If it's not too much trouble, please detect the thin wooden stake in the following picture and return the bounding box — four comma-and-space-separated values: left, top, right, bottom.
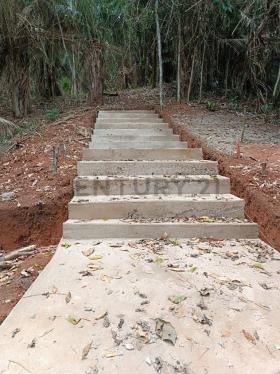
52, 145, 59, 174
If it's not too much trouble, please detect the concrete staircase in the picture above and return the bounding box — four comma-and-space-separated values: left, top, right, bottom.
63, 110, 259, 239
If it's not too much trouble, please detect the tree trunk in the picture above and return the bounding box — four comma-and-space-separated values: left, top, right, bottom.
11, 69, 30, 118
199, 42, 206, 101
89, 45, 103, 105
273, 63, 280, 104
152, 41, 157, 88
187, 50, 196, 102
71, 51, 78, 96
224, 51, 230, 98
155, 0, 163, 109
39, 61, 61, 99
177, 19, 181, 103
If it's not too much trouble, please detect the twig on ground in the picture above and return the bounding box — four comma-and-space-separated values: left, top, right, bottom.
0, 245, 36, 264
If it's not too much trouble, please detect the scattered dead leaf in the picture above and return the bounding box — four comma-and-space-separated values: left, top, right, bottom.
169, 268, 186, 273
67, 315, 81, 325
65, 292, 72, 304
95, 311, 108, 321
88, 255, 103, 261
155, 318, 177, 345
168, 294, 187, 305
82, 342, 92, 360
82, 248, 94, 257
242, 329, 257, 345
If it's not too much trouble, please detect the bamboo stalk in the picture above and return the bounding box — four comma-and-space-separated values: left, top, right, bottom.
155, 0, 163, 110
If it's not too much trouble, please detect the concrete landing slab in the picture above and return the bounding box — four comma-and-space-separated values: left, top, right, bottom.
0, 239, 279, 373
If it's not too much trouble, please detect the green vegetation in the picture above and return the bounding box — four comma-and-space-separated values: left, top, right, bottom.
0, 0, 279, 119
45, 108, 60, 122
0, 120, 38, 144
206, 101, 218, 112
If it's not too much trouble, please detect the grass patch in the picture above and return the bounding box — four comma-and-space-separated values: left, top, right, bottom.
45, 107, 60, 121
0, 120, 39, 144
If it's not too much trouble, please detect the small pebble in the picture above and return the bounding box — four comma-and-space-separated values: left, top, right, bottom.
146, 357, 152, 366
125, 343, 134, 351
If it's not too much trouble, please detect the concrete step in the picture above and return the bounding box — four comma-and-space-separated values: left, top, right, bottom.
63, 219, 259, 239
82, 148, 203, 161
99, 110, 155, 114
98, 110, 156, 113
98, 111, 158, 116
75, 175, 230, 196
98, 114, 160, 119
91, 135, 179, 142
69, 194, 244, 220
89, 141, 187, 149
98, 109, 157, 116
95, 122, 169, 129
96, 118, 164, 124
77, 160, 218, 176
93, 128, 174, 136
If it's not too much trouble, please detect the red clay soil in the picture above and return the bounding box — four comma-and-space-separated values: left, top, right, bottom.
0, 246, 55, 324
0, 110, 94, 252
161, 104, 280, 251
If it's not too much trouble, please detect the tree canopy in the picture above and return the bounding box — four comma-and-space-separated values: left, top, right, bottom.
0, 0, 279, 117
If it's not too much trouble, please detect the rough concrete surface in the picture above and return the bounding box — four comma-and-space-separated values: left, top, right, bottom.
0, 239, 280, 374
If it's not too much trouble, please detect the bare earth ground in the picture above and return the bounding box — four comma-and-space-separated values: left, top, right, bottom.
0, 239, 280, 373
1, 88, 280, 325
0, 246, 55, 324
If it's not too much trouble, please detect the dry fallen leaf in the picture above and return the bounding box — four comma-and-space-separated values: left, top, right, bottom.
155, 318, 177, 345
82, 248, 94, 257
160, 232, 169, 240
101, 274, 111, 283
154, 257, 164, 265
242, 329, 256, 345
169, 268, 186, 273
197, 216, 216, 223
168, 294, 187, 305
11, 328, 20, 338
82, 342, 92, 360
65, 292, 72, 304
87, 263, 103, 272
27, 338, 36, 348
88, 255, 103, 261
103, 351, 123, 358
67, 315, 81, 325
52, 286, 58, 294
95, 311, 108, 321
